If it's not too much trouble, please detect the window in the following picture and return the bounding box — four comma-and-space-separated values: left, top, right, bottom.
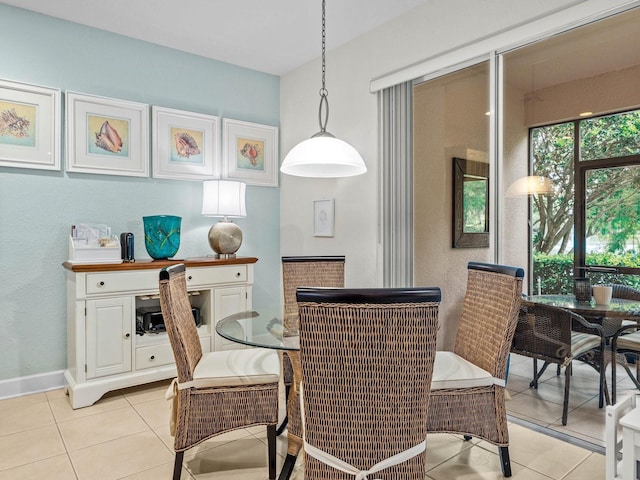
531, 110, 640, 292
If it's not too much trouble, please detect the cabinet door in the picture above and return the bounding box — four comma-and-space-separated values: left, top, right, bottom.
86, 297, 133, 379
214, 286, 248, 351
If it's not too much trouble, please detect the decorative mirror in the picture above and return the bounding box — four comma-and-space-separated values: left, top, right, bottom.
453, 157, 489, 248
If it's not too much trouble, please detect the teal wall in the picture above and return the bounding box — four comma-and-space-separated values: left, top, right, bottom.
0, 4, 281, 381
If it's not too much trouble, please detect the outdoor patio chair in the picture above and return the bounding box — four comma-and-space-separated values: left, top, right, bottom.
511, 301, 606, 425
610, 285, 640, 402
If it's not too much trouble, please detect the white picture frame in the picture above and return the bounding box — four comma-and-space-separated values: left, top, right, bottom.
223, 118, 278, 187
66, 91, 149, 177
313, 199, 335, 237
0, 79, 61, 171
152, 106, 220, 180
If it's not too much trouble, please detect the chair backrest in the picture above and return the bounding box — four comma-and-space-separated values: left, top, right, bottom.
296, 286, 441, 478
159, 264, 202, 382
610, 284, 640, 300
511, 302, 573, 364
453, 261, 524, 378
281, 256, 345, 332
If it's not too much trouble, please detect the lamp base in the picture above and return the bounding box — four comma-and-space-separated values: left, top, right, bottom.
214, 253, 237, 259
208, 220, 243, 257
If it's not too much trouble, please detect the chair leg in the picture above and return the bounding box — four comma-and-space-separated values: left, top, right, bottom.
619, 354, 640, 389
612, 349, 618, 404
267, 424, 276, 480
562, 362, 571, 426
530, 360, 551, 389
599, 350, 606, 408
276, 384, 292, 436
499, 446, 512, 477
276, 416, 288, 436
173, 451, 184, 480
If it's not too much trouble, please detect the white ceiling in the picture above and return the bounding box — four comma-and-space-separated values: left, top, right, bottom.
1, 0, 431, 76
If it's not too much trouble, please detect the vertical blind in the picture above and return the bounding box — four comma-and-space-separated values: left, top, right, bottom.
380, 81, 413, 287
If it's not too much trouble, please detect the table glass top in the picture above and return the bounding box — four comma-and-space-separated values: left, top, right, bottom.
524, 294, 640, 318
216, 306, 299, 351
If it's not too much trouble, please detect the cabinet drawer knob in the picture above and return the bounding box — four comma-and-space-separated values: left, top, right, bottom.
236, 272, 241, 277
125, 333, 130, 338
150, 355, 155, 360
188, 275, 193, 281
99, 281, 105, 286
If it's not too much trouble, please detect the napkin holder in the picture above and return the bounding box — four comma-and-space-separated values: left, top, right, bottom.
68, 236, 122, 265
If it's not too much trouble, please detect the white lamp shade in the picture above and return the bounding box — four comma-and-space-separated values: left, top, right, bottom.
280, 136, 367, 178
505, 175, 553, 196
202, 180, 247, 217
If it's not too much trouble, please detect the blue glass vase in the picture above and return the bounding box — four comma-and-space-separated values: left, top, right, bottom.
143, 215, 181, 259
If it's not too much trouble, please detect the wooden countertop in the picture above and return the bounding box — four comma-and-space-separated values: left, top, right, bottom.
62, 256, 258, 272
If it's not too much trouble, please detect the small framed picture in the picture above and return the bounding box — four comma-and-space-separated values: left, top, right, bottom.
223, 118, 278, 187
152, 106, 220, 180
0, 79, 61, 171
313, 199, 335, 237
66, 91, 149, 177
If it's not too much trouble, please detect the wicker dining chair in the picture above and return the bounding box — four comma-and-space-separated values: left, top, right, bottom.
282, 256, 345, 332
280, 256, 345, 435
511, 302, 605, 425
297, 286, 441, 479
428, 261, 524, 478
159, 264, 280, 480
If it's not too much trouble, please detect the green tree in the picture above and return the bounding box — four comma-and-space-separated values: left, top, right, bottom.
531, 111, 640, 256
531, 122, 574, 254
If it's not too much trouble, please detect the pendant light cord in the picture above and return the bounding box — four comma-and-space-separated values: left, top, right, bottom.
317, 0, 330, 135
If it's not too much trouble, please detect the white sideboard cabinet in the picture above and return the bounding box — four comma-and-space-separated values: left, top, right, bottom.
63, 257, 257, 408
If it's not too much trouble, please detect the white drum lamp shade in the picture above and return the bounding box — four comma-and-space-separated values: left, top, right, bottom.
279, 0, 366, 179
281, 135, 366, 178
202, 180, 246, 258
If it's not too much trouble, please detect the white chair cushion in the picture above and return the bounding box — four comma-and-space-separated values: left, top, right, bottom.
191, 348, 280, 388
616, 331, 640, 351
431, 351, 495, 390
570, 331, 602, 359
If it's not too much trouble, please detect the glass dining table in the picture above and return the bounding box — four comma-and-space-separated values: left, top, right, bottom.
522, 294, 640, 402
216, 307, 301, 480
522, 294, 640, 323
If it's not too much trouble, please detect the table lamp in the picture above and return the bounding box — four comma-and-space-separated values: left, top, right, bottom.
202, 180, 246, 258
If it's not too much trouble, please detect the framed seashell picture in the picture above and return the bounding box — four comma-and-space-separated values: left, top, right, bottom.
222, 118, 278, 187
0, 78, 61, 171
151, 106, 220, 180
66, 91, 149, 177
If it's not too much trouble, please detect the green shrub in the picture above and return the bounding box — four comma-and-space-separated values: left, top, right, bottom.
532, 252, 640, 294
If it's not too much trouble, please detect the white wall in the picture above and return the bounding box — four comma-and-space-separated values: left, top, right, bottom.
279, 1, 577, 282
279, 0, 638, 346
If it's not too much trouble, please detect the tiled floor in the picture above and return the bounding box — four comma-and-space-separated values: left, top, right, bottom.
506, 352, 640, 450
0, 372, 609, 480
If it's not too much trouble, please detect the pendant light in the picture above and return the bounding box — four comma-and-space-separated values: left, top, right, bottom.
505, 175, 553, 196
280, 0, 367, 178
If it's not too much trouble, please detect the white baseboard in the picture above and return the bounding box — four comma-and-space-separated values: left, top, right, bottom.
0, 370, 66, 400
